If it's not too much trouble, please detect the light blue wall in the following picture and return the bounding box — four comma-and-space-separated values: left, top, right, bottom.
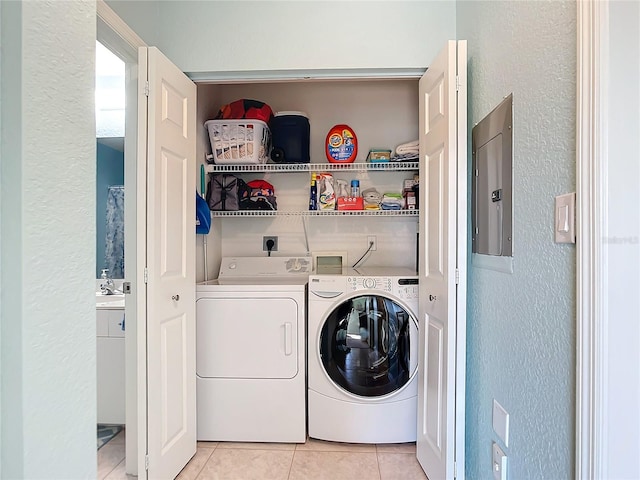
110, 1, 455, 74
0, 1, 96, 477
96, 142, 124, 278
457, 1, 576, 479
106, 0, 160, 47
0, 0, 3, 461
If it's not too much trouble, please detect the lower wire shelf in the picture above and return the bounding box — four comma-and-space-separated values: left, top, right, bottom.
209, 209, 419, 217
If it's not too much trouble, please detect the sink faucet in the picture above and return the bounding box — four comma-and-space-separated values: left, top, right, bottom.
100, 269, 115, 295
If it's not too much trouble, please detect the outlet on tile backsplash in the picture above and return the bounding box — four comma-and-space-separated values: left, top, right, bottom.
218, 217, 417, 270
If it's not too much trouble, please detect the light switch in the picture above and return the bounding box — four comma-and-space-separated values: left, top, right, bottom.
555, 192, 576, 243
492, 399, 510, 446
492, 442, 508, 480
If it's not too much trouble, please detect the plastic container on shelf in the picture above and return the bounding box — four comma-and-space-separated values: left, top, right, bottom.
309, 173, 318, 210
205, 119, 271, 165
350, 180, 360, 197
270, 112, 310, 164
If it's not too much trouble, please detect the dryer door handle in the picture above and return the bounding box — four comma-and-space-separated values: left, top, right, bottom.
284, 323, 292, 356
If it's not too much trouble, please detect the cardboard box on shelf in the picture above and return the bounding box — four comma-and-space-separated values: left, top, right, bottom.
337, 196, 364, 210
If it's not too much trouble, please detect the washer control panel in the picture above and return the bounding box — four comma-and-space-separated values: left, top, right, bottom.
346, 276, 419, 301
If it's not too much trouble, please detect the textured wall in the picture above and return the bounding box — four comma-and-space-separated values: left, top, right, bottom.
457, 2, 577, 479
1, 1, 97, 477
152, 1, 455, 73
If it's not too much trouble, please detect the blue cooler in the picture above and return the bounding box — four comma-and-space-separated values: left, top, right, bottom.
270, 111, 310, 163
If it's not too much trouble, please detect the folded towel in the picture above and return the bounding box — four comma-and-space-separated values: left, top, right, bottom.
381, 193, 404, 210
380, 202, 402, 210
382, 192, 403, 201
390, 152, 419, 162
395, 140, 419, 155
362, 188, 382, 206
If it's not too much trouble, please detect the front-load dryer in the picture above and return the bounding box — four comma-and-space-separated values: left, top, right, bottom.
307, 267, 419, 444
196, 256, 310, 443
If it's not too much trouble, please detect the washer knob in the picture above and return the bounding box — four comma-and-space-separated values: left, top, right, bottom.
364, 278, 376, 289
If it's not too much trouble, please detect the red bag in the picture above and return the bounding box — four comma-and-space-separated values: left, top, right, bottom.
215, 99, 274, 124
239, 179, 277, 211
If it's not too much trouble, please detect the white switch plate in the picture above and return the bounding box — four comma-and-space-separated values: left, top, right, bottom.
555, 192, 576, 243
492, 442, 508, 480
493, 399, 510, 447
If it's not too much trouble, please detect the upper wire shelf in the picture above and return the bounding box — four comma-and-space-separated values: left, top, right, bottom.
204, 161, 419, 174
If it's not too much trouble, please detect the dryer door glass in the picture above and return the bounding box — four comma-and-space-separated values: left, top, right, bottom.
320, 294, 416, 397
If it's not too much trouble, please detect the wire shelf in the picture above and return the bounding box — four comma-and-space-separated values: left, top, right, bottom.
204, 161, 419, 174
209, 209, 419, 217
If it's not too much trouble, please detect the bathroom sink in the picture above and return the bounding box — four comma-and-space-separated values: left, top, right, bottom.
96, 292, 125, 308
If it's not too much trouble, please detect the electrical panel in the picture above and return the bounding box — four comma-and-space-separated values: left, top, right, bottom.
472, 94, 513, 256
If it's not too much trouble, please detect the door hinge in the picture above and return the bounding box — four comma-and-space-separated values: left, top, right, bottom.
144, 267, 148, 284
455, 268, 460, 285
145, 454, 149, 470
144, 81, 150, 97
456, 75, 460, 92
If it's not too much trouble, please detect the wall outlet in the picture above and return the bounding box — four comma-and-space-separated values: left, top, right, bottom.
263, 236, 278, 252
367, 235, 377, 251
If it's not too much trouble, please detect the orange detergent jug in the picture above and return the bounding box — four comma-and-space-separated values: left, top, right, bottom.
325, 124, 358, 164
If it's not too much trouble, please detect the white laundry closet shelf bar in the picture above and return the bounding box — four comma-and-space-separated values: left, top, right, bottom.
204, 162, 419, 173
209, 209, 419, 217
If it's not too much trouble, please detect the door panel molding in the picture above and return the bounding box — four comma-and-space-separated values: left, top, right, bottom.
576, 1, 609, 478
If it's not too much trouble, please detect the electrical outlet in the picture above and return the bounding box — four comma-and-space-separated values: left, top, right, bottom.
367, 236, 377, 251
263, 236, 278, 252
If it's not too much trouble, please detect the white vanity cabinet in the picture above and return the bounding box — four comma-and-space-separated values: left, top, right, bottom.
97, 307, 125, 424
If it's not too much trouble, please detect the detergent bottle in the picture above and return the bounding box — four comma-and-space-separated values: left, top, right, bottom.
309, 173, 318, 210
325, 124, 358, 164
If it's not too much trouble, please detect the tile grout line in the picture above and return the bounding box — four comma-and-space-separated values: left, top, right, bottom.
286, 447, 296, 480
101, 458, 123, 480
192, 445, 216, 480
375, 445, 383, 480
98, 444, 126, 480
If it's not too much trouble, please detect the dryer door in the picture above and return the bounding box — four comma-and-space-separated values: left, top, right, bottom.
319, 294, 418, 397
197, 296, 299, 379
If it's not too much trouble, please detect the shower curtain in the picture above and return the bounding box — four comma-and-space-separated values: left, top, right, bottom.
104, 185, 124, 278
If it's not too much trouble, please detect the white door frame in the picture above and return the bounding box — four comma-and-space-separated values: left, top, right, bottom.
575, 0, 608, 478
96, 1, 146, 475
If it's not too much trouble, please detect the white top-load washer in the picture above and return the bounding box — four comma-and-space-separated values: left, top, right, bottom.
196, 256, 310, 443
308, 267, 419, 444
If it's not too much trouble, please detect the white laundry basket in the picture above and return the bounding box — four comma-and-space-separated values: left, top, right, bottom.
205, 119, 271, 165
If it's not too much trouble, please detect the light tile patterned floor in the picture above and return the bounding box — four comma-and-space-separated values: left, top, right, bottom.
98, 432, 428, 480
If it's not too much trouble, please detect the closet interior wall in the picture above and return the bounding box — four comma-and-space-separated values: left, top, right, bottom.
195, 79, 421, 281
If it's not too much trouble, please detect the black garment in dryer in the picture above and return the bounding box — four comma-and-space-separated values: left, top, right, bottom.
319, 294, 412, 398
